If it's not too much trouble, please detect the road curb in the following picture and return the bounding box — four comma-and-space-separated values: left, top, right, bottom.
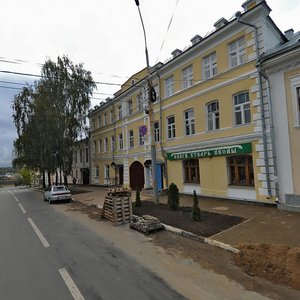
162, 222, 240, 254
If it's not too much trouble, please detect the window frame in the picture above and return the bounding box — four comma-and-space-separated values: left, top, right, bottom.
233, 91, 251, 126
207, 101, 220, 131
154, 121, 160, 142
165, 75, 174, 98
129, 130, 134, 148
127, 99, 133, 116
228, 155, 254, 186
119, 133, 123, 150
203, 52, 217, 79
118, 105, 122, 120
167, 115, 176, 140
104, 164, 110, 179
183, 159, 200, 183
229, 36, 246, 68
182, 65, 193, 89
184, 109, 195, 136
104, 137, 108, 152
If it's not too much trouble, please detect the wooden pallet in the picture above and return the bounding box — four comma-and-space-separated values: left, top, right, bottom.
103, 190, 132, 225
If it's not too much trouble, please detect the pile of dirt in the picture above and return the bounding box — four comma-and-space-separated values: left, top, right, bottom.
233, 244, 300, 290
133, 200, 244, 237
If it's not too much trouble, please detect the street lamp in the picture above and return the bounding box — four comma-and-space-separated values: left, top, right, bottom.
134, 0, 159, 203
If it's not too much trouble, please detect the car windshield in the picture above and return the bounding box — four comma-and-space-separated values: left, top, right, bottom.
53, 186, 67, 192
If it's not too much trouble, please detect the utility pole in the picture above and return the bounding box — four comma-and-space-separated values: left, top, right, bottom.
134, 0, 159, 203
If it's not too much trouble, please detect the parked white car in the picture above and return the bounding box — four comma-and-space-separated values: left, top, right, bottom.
44, 185, 72, 204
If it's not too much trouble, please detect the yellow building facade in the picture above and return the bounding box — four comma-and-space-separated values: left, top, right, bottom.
89, 0, 288, 203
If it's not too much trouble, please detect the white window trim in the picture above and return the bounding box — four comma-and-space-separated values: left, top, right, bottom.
184, 109, 195, 136
233, 91, 251, 126
182, 65, 193, 89
228, 36, 246, 68
203, 52, 217, 79
165, 76, 174, 98
207, 101, 220, 131
167, 115, 176, 140
290, 75, 300, 127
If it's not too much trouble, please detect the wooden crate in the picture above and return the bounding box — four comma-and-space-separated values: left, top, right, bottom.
103, 190, 132, 225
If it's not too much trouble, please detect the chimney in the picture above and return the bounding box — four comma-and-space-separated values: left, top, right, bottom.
190, 34, 202, 45
284, 29, 294, 40
171, 49, 182, 58
242, 0, 262, 11
214, 17, 228, 30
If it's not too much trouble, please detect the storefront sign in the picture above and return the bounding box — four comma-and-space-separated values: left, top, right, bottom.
167, 143, 252, 160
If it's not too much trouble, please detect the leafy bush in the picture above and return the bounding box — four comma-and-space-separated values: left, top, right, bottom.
192, 190, 202, 221
167, 183, 180, 210
135, 188, 142, 207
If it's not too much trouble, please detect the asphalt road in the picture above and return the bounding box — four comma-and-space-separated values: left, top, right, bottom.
0, 187, 184, 300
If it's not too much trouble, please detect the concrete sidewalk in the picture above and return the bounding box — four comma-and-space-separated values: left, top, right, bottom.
71, 185, 300, 248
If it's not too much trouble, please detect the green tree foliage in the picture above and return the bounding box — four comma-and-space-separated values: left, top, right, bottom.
12, 56, 96, 187
19, 167, 33, 186
135, 188, 142, 207
192, 190, 202, 221
167, 182, 180, 210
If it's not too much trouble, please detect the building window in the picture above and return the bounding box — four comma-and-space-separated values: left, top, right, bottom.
93, 141, 96, 154
80, 149, 83, 163
85, 148, 89, 163
229, 37, 246, 68
137, 93, 144, 112
203, 52, 217, 79
184, 159, 200, 183
74, 151, 78, 164
297, 87, 300, 125
95, 165, 99, 178
110, 111, 114, 123
153, 84, 159, 102
118, 105, 122, 120
167, 115, 176, 139
119, 133, 123, 150
139, 128, 145, 146
104, 137, 108, 152
127, 99, 133, 115
184, 109, 195, 136
182, 65, 193, 89
165, 75, 174, 98
103, 113, 107, 126
207, 101, 220, 131
98, 139, 101, 153
111, 136, 115, 151
234, 91, 251, 125
228, 155, 254, 186
104, 164, 110, 179
154, 122, 160, 142
92, 119, 96, 130
97, 116, 101, 128
129, 130, 134, 148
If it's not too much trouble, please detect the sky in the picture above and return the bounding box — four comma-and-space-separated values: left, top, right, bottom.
0, 0, 299, 167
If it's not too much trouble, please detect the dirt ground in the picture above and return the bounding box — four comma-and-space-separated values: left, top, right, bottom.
68, 201, 300, 299
133, 200, 244, 237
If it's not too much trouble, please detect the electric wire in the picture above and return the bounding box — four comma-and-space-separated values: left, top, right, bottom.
155, 0, 179, 64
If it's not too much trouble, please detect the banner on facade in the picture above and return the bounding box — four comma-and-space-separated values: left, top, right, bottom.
167, 143, 252, 160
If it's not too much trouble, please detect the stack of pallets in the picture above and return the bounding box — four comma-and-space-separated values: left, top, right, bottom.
103, 188, 132, 225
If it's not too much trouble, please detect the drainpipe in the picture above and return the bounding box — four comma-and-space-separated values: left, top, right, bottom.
236, 12, 272, 198
156, 68, 169, 189
260, 71, 280, 201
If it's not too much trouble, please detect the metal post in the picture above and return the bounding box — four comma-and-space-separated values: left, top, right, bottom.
135, 1, 159, 203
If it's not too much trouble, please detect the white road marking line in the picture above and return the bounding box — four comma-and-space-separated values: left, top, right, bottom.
18, 203, 26, 214
58, 268, 85, 300
27, 218, 50, 248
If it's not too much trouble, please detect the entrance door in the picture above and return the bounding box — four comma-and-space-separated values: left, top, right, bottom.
156, 164, 163, 191
129, 161, 144, 190
82, 169, 89, 185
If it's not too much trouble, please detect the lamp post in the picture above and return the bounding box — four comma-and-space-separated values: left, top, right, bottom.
134, 0, 159, 203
